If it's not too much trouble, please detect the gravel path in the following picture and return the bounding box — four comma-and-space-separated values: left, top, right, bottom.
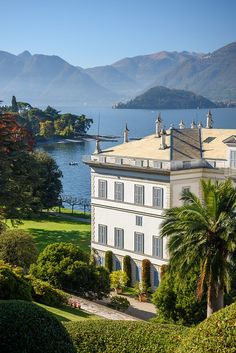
70, 293, 157, 321
70, 295, 141, 320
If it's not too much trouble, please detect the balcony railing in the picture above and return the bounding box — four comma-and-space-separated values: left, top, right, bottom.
83, 154, 230, 172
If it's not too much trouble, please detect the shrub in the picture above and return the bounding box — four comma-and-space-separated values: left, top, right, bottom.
0, 262, 32, 301
177, 301, 236, 353
110, 270, 128, 292
31, 243, 110, 299
123, 255, 131, 286
152, 268, 206, 326
0, 229, 37, 271
29, 277, 68, 307
105, 251, 113, 272
65, 320, 188, 353
141, 259, 151, 289
108, 296, 130, 311
0, 300, 76, 353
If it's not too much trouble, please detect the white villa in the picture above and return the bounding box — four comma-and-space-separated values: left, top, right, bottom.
84, 112, 236, 288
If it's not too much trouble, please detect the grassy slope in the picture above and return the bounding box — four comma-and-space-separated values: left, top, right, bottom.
36, 302, 99, 322
16, 213, 91, 253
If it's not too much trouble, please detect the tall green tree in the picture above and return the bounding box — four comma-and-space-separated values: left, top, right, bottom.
11, 96, 18, 112
161, 179, 236, 317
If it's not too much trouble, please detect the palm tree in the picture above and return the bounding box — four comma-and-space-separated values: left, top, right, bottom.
161, 179, 236, 317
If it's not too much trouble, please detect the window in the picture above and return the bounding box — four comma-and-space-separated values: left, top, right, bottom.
182, 186, 190, 193
114, 228, 124, 249
136, 216, 143, 226
153, 236, 163, 258
153, 269, 159, 287
98, 224, 107, 245
230, 151, 236, 168
153, 187, 163, 208
135, 264, 141, 281
115, 259, 121, 270
134, 184, 144, 205
134, 232, 144, 253
98, 179, 107, 198
99, 256, 105, 266
114, 182, 124, 201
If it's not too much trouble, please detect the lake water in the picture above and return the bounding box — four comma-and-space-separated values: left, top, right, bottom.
39, 107, 236, 204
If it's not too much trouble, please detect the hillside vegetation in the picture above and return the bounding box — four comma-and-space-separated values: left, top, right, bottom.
115, 86, 217, 109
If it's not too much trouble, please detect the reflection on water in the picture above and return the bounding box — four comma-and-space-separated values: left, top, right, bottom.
39, 107, 236, 202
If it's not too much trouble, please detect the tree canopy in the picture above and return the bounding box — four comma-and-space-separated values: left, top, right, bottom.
0, 113, 62, 224
161, 179, 236, 317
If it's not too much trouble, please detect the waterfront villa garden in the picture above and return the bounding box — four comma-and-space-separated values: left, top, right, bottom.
0, 110, 236, 352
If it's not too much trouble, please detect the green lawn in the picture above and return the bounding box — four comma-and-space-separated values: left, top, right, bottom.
36, 302, 99, 322
16, 213, 91, 253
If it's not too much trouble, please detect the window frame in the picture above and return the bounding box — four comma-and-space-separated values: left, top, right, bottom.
230, 150, 236, 168
98, 224, 107, 245
153, 187, 163, 209
134, 232, 144, 254
114, 182, 124, 202
153, 236, 163, 258
98, 179, 107, 199
114, 227, 124, 249
134, 184, 145, 205
135, 215, 143, 226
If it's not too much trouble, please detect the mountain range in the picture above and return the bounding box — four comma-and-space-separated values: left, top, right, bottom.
0, 42, 235, 106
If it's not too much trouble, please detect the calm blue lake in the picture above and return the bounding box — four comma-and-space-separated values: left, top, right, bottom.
39, 107, 236, 203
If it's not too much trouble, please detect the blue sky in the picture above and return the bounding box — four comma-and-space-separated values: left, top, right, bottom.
1, 0, 235, 67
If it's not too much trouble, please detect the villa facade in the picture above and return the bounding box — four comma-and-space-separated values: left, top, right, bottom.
85, 112, 236, 288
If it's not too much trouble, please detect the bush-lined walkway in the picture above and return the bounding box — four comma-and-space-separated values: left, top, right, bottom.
70, 295, 140, 321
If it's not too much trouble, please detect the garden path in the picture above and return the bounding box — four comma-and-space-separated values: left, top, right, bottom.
70, 295, 141, 320
70, 294, 156, 321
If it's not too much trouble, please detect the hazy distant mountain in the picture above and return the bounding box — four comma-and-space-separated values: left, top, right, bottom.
114, 86, 217, 110
0, 51, 117, 105
158, 42, 236, 100
0, 42, 235, 106
85, 51, 201, 97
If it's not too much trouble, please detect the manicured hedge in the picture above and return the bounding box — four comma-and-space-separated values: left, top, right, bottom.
177, 301, 236, 353
65, 320, 188, 353
105, 251, 113, 272
141, 259, 151, 288
29, 277, 68, 307
0, 300, 76, 353
123, 255, 132, 286
0, 263, 32, 301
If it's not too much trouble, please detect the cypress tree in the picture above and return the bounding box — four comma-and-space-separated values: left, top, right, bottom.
123, 255, 132, 287
11, 96, 18, 112
105, 251, 113, 273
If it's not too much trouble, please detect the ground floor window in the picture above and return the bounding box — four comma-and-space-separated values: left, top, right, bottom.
153, 269, 159, 287
115, 259, 121, 270
135, 264, 141, 282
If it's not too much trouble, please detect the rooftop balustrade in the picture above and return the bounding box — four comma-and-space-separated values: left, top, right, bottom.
83, 154, 230, 172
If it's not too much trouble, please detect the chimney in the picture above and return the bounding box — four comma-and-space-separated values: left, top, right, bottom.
191, 120, 196, 129
179, 120, 185, 129
123, 123, 129, 143
160, 127, 167, 150
94, 137, 101, 154
155, 113, 162, 137
198, 121, 203, 128
206, 110, 213, 129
